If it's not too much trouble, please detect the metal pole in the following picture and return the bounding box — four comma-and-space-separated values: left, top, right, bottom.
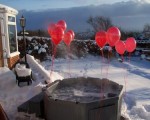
23, 27, 27, 63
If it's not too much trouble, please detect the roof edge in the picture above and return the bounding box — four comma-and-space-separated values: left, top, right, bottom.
0, 4, 18, 15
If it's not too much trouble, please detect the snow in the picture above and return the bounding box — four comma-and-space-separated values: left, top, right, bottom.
0, 55, 63, 120
42, 55, 150, 120
15, 63, 31, 77
26, 54, 63, 83
0, 55, 150, 120
0, 4, 18, 14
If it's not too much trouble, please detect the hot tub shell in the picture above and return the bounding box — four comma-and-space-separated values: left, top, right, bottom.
44, 77, 123, 120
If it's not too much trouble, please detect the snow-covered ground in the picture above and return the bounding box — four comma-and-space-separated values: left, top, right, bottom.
0, 55, 150, 120
42, 55, 150, 120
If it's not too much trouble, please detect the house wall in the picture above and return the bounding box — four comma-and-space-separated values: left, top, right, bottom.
0, 19, 4, 67
0, 4, 20, 69
7, 55, 19, 69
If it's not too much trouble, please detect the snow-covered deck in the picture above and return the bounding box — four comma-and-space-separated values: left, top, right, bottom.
0, 67, 16, 87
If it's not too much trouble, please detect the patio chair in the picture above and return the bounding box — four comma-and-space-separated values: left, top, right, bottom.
14, 61, 32, 86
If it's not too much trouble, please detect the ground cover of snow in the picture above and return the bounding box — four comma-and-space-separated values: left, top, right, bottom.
42, 55, 150, 120
0, 55, 150, 120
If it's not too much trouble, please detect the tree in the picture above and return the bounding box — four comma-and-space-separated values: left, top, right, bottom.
87, 16, 112, 32
143, 24, 150, 32
143, 24, 150, 39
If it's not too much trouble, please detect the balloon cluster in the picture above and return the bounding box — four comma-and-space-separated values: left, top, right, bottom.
95, 26, 136, 55
48, 20, 75, 46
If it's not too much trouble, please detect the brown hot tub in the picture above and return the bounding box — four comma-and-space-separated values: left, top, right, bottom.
44, 77, 123, 120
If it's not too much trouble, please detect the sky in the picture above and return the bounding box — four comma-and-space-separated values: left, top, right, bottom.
1, 0, 132, 10
1, 0, 150, 32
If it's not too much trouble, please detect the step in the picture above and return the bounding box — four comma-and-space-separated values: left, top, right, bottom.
18, 92, 44, 118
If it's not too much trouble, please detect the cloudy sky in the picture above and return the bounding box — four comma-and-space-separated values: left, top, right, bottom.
1, 0, 150, 32
1, 0, 134, 10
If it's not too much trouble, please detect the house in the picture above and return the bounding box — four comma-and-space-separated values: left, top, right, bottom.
0, 4, 19, 69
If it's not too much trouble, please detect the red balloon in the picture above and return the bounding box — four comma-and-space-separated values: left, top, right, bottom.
115, 41, 126, 55
107, 26, 121, 47
51, 26, 64, 45
95, 31, 107, 48
63, 32, 73, 46
57, 20, 67, 31
67, 30, 75, 40
125, 37, 136, 52
48, 23, 57, 36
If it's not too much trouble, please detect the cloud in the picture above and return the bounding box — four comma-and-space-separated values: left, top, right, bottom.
17, 0, 150, 32
134, 0, 150, 3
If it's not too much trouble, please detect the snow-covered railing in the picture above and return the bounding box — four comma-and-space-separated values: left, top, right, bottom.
26, 54, 63, 83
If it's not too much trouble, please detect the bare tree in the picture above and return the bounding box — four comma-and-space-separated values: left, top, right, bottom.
87, 16, 112, 32
143, 24, 150, 32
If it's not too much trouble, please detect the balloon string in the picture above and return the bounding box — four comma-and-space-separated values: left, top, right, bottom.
121, 55, 124, 62
50, 44, 57, 80
128, 52, 131, 62
107, 49, 112, 86
68, 45, 71, 78
101, 49, 105, 63
100, 49, 104, 77
121, 55, 127, 96
99, 80, 105, 120
106, 49, 110, 78
100, 49, 105, 111
123, 52, 131, 96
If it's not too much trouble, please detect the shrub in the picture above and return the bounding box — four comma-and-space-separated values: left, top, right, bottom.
18, 37, 115, 61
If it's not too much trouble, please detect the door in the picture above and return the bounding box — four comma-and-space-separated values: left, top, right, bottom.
0, 21, 4, 67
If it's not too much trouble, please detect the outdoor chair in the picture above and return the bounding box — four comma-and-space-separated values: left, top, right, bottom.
14, 61, 32, 86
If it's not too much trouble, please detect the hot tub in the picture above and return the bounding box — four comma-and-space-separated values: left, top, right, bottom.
44, 77, 123, 120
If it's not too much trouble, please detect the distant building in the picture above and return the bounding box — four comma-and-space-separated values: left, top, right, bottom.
135, 32, 150, 57
76, 31, 94, 40
136, 32, 150, 40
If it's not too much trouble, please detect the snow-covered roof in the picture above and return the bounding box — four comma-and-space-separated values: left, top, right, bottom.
0, 4, 18, 15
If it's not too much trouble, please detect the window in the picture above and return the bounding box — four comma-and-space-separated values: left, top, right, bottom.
8, 25, 17, 53
8, 16, 15, 22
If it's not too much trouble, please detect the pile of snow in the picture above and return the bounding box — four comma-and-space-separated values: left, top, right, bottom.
26, 54, 63, 83
15, 63, 31, 77
0, 67, 16, 89
130, 105, 150, 120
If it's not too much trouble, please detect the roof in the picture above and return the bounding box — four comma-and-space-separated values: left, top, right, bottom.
136, 39, 150, 44
0, 4, 18, 15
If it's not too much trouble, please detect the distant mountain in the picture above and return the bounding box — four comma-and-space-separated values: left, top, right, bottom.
17, 0, 150, 32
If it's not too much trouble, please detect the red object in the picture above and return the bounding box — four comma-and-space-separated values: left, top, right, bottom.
67, 30, 75, 40
95, 31, 107, 48
125, 37, 136, 52
107, 26, 121, 47
0, 104, 9, 120
48, 23, 57, 36
64, 32, 73, 46
115, 41, 126, 55
57, 20, 67, 31
51, 26, 64, 45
